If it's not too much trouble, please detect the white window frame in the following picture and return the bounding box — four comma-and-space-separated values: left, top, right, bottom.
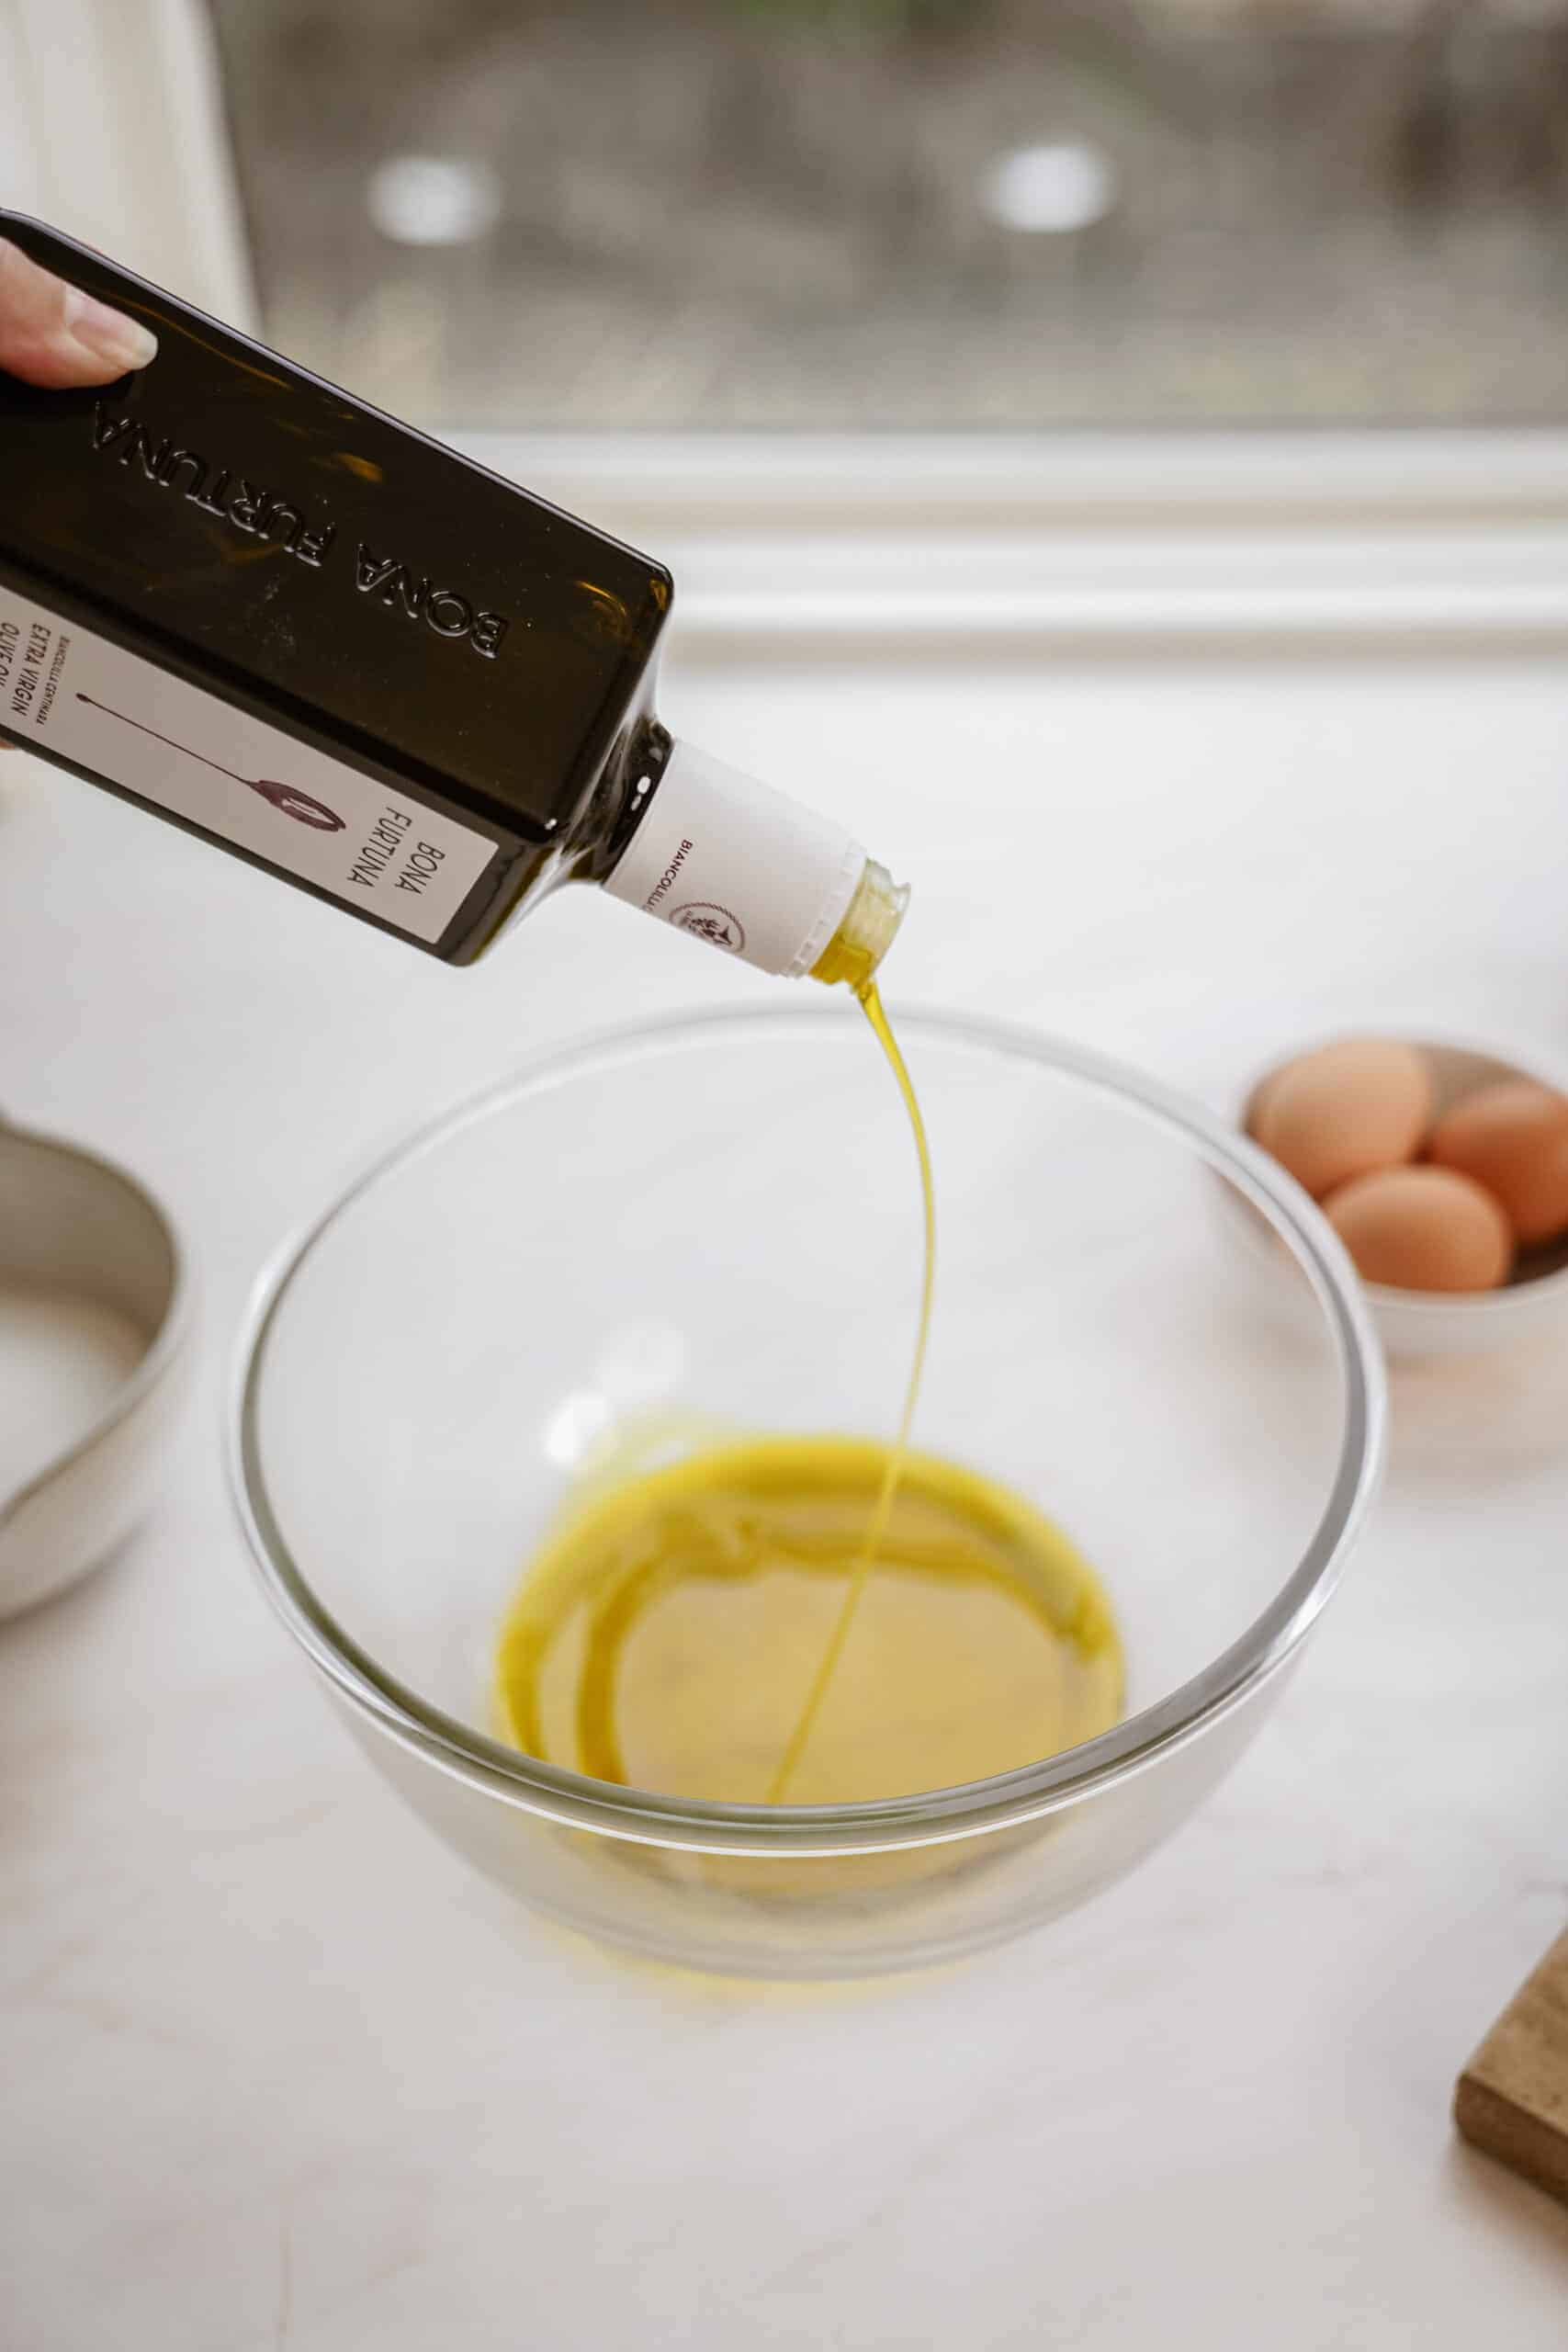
463, 430, 1568, 656
0, 0, 254, 330
4, 0, 1567, 663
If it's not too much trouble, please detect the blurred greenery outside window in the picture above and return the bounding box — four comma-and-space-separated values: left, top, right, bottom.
212, 0, 1568, 431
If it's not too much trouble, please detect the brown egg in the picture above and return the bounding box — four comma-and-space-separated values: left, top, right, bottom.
1323, 1166, 1513, 1293
1250, 1039, 1433, 1199
1427, 1080, 1568, 1248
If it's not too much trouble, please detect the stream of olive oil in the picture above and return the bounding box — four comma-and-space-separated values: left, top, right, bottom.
494, 983, 1122, 1806
761, 981, 935, 1799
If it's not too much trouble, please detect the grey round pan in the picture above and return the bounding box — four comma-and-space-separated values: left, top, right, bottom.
0, 1117, 188, 1618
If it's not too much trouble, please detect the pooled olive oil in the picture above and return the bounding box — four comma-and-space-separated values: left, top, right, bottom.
494, 983, 1124, 1808
494, 1434, 1122, 1808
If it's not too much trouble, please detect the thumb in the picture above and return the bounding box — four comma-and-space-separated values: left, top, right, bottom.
0, 236, 157, 388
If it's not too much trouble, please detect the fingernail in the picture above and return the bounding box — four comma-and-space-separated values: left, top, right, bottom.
62, 287, 158, 372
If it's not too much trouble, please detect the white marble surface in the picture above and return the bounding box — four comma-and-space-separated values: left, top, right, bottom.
4, 628, 1568, 2348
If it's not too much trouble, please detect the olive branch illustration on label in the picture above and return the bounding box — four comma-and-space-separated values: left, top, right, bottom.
76, 693, 346, 831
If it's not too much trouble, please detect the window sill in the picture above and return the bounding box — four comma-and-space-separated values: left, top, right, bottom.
459, 430, 1568, 651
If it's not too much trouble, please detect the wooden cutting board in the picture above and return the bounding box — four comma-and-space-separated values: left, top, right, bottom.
1454, 1928, 1568, 2207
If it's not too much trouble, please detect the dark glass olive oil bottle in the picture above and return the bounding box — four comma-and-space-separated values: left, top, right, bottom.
0, 214, 904, 982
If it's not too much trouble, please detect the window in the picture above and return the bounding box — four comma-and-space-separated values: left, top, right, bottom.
210, 0, 1568, 432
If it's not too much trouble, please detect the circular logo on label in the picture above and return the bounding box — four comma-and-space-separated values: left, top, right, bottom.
671, 902, 746, 955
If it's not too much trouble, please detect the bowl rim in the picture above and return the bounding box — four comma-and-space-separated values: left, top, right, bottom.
230, 1002, 1386, 1858
0, 1114, 190, 1536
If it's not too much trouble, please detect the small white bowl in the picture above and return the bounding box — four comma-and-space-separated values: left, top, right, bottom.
1232, 1035, 1568, 1361
0, 1114, 190, 1617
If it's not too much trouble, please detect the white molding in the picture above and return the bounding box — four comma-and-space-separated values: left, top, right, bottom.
0, 0, 254, 328
2, 0, 1558, 653
457, 431, 1568, 528
457, 431, 1568, 651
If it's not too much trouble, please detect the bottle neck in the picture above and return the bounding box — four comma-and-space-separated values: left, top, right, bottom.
808, 860, 909, 991
603, 740, 906, 984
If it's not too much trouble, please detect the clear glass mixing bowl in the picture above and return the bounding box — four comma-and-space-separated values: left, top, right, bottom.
232, 1007, 1385, 1979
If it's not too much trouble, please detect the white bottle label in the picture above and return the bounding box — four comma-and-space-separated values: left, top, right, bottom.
0, 586, 499, 944
606, 741, 863, 978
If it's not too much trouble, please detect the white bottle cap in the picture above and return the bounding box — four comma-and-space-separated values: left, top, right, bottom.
604, 741, 865, 978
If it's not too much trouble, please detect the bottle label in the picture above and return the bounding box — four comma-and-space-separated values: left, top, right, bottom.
0, 586, 499, 944
605, 741, 863, 978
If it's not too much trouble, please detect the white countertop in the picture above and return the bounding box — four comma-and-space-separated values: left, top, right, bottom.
5, 610, 1568, 2349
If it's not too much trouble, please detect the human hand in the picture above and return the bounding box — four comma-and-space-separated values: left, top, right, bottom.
0, 234, 157, 388
0, 237, 156, 759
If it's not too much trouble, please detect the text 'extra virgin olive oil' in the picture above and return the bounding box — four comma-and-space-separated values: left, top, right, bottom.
0, 213, 902, 985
